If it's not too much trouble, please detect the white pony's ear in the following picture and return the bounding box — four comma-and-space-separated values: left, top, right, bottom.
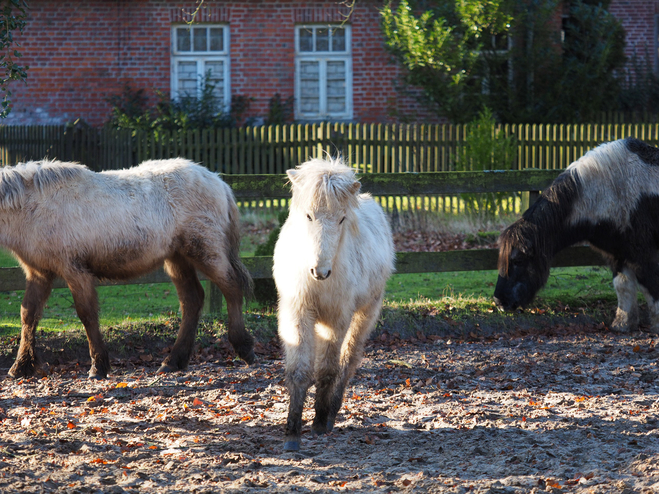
350, 181, 361, 195
286, 169, 299, 185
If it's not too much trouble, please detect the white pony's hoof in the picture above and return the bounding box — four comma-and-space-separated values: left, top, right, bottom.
283, 441, 300, 451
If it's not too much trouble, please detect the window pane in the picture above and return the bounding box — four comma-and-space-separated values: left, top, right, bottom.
210, 28, 224, 51
177, 28, 191, 52
299, 61, 320, 113
299, 28, 313, 52
316, 28, 329, 51
326, 61, 346, 113
193, 27, 207, 52
331, 28, 345, 52
205, 61, 225, 100
177, 61, 198, 97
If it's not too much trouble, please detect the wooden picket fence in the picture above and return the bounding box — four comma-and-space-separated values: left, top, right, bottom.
2, 122, 659, 173
0, 169, 605, 313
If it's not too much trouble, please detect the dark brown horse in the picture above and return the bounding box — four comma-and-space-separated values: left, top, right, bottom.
495, 138, 659, 335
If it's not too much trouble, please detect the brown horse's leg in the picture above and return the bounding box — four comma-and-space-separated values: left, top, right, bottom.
158, 253, 205, 373
66, 273, 110, 379
8, 271, 54, 378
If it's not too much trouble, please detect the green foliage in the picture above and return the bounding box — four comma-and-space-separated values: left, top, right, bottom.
106, 74, 251, 135
253, 210, 289, 306
0, 0, 28, 118
265, 93, 294, 125
453, 107, 516, 220
381, 0, 512, 123
381, 0, 627, 123
254, 210, 289, 257
544, 0, 625, 122
617, 48, 659, 115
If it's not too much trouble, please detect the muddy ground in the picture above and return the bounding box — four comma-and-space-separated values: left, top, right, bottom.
0, 322, 657, 494
0, 229, 657, 493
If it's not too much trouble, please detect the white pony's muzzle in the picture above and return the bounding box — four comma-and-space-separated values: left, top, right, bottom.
310, 266, 331, 280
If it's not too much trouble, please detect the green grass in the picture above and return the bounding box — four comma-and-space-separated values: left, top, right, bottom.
386, 265, 615, 308
0, 234, 619, 341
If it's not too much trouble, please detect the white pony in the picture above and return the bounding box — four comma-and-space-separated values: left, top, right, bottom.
3, 158, 254, 379
273, 157, 395, 451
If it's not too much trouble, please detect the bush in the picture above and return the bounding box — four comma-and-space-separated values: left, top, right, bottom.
253, 210, 289, 306
453, 107, 517, 221
106, 74, 250, 134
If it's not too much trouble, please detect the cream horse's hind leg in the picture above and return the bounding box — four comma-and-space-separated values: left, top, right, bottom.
208, 271, 255, 364
195, 254, 255, 365
9, 270, 54, 378
158, 253, 205, 373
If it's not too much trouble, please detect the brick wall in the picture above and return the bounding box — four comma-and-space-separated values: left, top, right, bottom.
609, 0, 656, 66
6, 0, 652, 127
5, 0, 438, 126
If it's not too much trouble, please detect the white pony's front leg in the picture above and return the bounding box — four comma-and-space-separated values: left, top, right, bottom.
611, 268, 639, 332
278, 299, 316, 452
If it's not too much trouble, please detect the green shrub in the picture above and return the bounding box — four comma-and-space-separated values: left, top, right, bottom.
453, 107, 516, 221
253, 210, 289, 306
106, 74, 251, 134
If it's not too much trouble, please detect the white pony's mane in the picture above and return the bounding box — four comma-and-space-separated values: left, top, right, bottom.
0, 160, 87, 209
289, 157, 360, 212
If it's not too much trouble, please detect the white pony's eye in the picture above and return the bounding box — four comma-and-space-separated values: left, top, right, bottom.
339, 216, 346, 224
306, 214, 313, 221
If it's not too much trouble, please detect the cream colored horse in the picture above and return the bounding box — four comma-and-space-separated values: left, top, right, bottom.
3, 158, 254, 379
273, 157, 395, 451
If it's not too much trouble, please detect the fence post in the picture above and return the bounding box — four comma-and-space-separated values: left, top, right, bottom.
203, 280, 223, 316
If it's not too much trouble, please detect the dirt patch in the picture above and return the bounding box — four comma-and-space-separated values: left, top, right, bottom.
0, 323, 657, 493
393, 230, 499, 253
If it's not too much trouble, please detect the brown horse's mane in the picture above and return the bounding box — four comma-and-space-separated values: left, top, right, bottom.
0, 160, 87, 209
497, 221, 539, 277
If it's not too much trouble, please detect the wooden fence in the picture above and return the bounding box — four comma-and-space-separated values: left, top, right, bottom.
0, 169, 605, 312
2, 122, 659, 174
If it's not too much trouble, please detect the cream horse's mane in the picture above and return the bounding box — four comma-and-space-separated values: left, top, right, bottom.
0, 160, 87, 209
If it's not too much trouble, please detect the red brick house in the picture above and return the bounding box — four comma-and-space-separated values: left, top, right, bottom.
4, 0, 659, 127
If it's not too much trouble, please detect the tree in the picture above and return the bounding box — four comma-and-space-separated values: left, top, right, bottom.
381, 0, 512, 123
0, 0, 28, 118
381, 0, 626, 123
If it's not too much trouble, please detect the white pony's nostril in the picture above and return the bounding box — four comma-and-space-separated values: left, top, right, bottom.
310, 268, 329, 280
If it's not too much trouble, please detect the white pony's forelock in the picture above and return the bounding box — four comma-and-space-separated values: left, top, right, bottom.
288, 157, 360, 212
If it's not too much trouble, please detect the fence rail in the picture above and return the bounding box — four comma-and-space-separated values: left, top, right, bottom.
0, 171, 605, 309
2, 122, 659, 173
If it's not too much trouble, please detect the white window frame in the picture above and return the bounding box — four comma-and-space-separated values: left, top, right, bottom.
479, 34, 513, 95
655, 15, 659, 74
170, 24, 231, 110
295, 24, 353, 121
